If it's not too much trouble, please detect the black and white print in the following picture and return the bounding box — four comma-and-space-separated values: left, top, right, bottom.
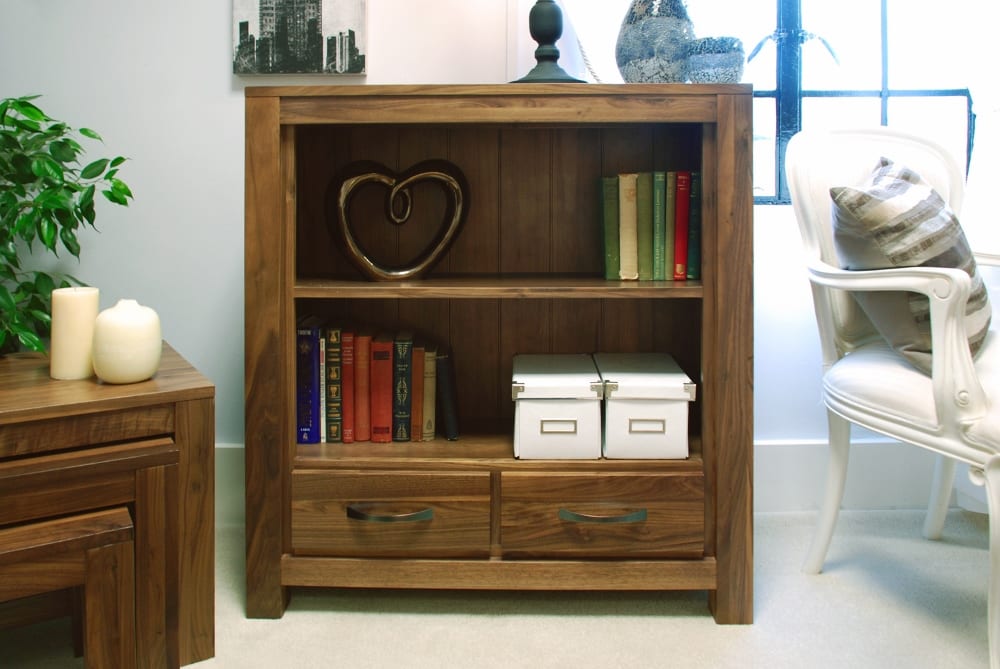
233, 0, 366, 75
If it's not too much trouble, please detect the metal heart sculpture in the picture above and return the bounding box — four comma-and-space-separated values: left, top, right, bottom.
327, 159, 469, 281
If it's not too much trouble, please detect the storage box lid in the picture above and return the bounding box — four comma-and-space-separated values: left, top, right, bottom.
511, 354, 603, 400
593, 353, 696, 401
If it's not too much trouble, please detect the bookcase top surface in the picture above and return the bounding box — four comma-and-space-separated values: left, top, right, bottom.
246, 83, 752, 126
244, 83, 752, 98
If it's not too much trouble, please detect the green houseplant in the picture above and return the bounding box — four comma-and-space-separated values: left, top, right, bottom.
0, 95, 132, 353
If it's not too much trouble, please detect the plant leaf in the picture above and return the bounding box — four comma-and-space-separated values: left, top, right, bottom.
32, 271, 56, 297
37, 215, 57, 250
59, 227, 81, 257
79, 127, 102, 141
80, 158, 109, 179
31, 155, 64, 181
14, 326, 44, 352
0, 284, 16, 313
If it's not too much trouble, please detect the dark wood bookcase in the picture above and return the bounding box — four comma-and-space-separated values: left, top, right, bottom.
244, 84, 753, 623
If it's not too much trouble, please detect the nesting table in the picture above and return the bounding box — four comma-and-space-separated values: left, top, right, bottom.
0, 343, 215, 667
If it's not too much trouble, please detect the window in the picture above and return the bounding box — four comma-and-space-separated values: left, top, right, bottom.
750, 0, 974, 203
557, 0, 976, 204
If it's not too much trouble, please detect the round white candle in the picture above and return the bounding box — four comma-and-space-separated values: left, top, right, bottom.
49, 286, 100, 380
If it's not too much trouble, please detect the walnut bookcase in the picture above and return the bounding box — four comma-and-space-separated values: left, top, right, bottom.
244, 84, 753, 624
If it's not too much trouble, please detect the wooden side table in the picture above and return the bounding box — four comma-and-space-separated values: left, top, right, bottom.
0, 343, 215, 667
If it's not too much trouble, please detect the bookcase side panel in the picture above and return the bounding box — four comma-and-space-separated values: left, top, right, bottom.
244, 95, 289, 618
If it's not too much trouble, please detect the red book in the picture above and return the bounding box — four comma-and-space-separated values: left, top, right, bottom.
410, 345, 425, 442
672, 170, 691, 281
341, 331, 356, 443
354, 333, 372, 441
369, 334, 394, 443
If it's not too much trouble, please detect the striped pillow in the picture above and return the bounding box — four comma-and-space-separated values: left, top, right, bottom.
830, 157, 991, 374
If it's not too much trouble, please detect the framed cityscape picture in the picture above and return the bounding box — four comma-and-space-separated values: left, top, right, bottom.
233, 0, 366, 75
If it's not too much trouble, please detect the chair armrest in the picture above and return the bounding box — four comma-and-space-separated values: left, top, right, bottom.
975, 251, 1000, 267
805, 259, 988, 428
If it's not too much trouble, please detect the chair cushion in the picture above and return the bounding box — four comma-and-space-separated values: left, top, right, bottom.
827, 326, 1000, 451
830, 157, 991, 374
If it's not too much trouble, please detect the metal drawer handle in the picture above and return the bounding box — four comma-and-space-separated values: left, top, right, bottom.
346, 503, 434, 523
557, 508, 648, 524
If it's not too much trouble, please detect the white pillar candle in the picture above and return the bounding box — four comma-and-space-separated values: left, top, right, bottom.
49, 286, 100, 380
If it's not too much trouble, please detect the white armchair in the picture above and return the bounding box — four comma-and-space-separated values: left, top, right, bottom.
786, 127, 1000, 668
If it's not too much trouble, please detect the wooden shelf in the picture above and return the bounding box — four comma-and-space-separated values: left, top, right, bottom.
295, 276, 704, 299
295, 435, 705, 472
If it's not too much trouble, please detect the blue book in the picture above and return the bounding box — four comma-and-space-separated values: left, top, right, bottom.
296, 322, 322, 444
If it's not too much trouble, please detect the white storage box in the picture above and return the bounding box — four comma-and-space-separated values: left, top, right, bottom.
511, 354, 603, 459
593, 353, 696, 459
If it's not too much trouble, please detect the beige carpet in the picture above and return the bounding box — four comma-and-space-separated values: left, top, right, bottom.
1, 510, 991, 668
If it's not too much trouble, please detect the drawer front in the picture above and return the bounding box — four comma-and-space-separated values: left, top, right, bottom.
500, 472, 704, 558
291, 470, 492, 558
0, 406, 175, 459
0, 438, 178, 526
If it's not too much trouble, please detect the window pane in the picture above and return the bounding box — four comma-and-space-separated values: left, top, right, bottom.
802, 97, 882, 130
886, 0, 975, 89
801, 0, 881, 90
753, 97, 777, 198
888, 96, 971, 169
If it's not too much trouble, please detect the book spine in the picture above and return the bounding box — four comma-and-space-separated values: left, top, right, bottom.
600, 176, 620, 281
436, 347, 459, 441
422, 347, 437, 441
324, 327, 342, 442
617, 173, 639, 280
410, 345, 424, 442
369, 335, 393, 443
318, 334, 327, 442
673, 170, 692, 281
341, 331, 355, 443
686, 171, 702, 280
635, 172, 653, 280
392, 332, 413, 441
295, 325, 321, 444
354, 333, 372, 441
652, 171, 666, 281
664, 171, 677, 277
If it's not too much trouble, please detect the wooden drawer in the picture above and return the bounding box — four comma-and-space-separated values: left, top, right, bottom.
291, 470, 492, 558
0, 406, 174, 459
500, 471, 704, 558
0, 438, 178, 526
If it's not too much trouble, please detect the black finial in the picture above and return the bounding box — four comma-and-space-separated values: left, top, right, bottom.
512, 0, 584, 83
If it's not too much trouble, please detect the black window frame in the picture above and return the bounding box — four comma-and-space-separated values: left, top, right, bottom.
755, 0, 975, 205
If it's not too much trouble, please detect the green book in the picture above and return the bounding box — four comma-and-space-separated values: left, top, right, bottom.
664, 171, 677, 279
635, 172, 653, 281
324, 326, 343, 442
600, 176, 620, 281
686, 171, 702, 280
392, 331, 413, 441
652, 171, 667, 280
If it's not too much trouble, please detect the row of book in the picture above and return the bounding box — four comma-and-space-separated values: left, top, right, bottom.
296, 320, 459, 444
601, 171, 702, 282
